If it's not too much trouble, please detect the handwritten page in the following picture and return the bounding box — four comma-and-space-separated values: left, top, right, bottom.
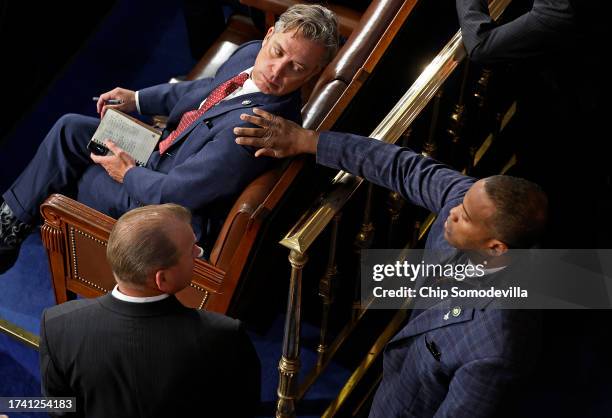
91, 109, 161, 165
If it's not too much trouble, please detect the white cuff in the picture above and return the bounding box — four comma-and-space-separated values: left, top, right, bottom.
135, 90, 142, 114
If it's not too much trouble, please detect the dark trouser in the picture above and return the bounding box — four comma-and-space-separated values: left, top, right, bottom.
2, 113, 136, 224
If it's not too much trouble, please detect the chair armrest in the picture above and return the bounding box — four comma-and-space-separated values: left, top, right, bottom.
210, 165, 285, 270
40, 194, 234, 313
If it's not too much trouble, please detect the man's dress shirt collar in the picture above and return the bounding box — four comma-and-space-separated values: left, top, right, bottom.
111, 285, 170, 303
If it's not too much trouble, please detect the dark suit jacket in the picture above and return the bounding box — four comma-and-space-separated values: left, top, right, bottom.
317, 132, 540, 417
456, 0, 609, 248
124, 40, 302, 239
456, 0, 577, 63
39, 294, 261, 418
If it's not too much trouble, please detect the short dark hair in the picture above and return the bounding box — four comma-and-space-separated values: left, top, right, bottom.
484, 175, 548, 248
107, 204, 192, 284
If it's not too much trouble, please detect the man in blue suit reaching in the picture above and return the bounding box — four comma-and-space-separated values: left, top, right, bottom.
0, 4, 339, 273
234, 108, 549, 418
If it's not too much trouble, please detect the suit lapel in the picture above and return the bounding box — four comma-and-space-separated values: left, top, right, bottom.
391, 250, 474, 342
163, 97, 255, 153
391, 299, 475, 343
390, 278, 500, 344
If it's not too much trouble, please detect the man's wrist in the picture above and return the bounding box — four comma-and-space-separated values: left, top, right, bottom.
301, 129, 319, 155
122, 165, 137, 183
125, 163, 136, 174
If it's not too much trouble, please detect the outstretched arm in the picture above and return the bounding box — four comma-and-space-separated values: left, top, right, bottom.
234, 108, 474, 214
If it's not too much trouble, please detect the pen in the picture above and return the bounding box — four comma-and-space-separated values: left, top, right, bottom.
93, 97, 123, 105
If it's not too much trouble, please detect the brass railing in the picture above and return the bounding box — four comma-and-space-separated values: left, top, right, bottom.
274, 0, 512, 417
0, 317, 39, 349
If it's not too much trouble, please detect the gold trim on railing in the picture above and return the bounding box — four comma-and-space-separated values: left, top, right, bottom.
0, 317, 39, 349
280, 175, 362, 253
281, 0, 511, 254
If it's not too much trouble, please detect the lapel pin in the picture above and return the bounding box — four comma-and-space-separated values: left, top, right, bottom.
452, 306, 462, 317
241, 100, 252, 106
443, 311, 450, 321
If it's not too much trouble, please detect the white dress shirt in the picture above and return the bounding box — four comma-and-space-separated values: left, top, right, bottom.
135, 66, 260, 114
111, 285, 169, 303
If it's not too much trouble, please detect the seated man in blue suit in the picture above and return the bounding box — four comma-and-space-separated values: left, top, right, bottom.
234, 108, 548, 418
0, 4, 339, 273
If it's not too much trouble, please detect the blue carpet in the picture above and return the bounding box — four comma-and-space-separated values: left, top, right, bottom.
0, 232, 54, 335
0, 0, 196, 192
250, 316, 351, 417
0, 334, 48, 418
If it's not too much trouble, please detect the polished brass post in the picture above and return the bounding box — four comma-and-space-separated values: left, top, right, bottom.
386, 191, 405, 247
317, 214, 341, 367
384, 127, 412, 247
447, 103, 465, 142
276, 250, 308, 418
400, 126, 413, 147
423, 90, 444, 157
354, 183, 376, 251
458, 59, 470, 106
447, 60, 470, 146
448, 102, 467, 169
473, 68, 492, 112
352, 183, 376, 319
467, 67, 493, 164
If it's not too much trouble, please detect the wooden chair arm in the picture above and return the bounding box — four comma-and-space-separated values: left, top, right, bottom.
40, 194, 233, 313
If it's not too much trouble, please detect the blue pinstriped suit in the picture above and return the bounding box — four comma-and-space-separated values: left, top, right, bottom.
40, 294, 261, 417
317, 132, 540, 417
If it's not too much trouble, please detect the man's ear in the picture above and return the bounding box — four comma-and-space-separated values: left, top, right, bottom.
263, 26, 274, 42
154, 270, 169, 293
487, 240, 509, 257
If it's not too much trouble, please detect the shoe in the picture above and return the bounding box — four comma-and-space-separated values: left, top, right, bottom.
0, 201, 33, 274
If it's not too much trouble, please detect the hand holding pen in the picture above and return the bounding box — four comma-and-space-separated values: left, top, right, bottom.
95, 87, 137, 118
93, 97, 123, 105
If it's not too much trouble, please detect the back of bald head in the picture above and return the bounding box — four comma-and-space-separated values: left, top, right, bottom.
484, 175, 548, 248
107, 204, 192, 285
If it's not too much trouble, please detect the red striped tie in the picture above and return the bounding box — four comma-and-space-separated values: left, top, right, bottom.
159, 72, 250, 155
